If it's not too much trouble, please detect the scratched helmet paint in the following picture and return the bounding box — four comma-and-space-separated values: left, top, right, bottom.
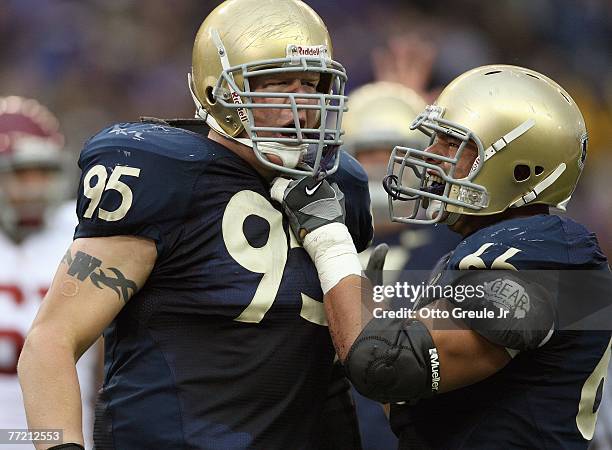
190, 0, 348, 177
386, 65, 588, 224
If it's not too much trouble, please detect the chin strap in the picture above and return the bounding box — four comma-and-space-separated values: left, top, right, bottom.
442, 163, 566, 222
424, 199, 461, 225
236, 138, 308, 169
188, 72, 210, 122
482, 119, 536, 161
444, 212, 461, 226
425, 199, 442, 221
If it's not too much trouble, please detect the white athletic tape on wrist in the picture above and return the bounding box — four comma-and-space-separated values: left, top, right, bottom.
303, 222, 362, 295
270, 177, 291, 203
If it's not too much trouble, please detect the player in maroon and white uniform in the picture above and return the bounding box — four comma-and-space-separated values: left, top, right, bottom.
0, 96, 99, 449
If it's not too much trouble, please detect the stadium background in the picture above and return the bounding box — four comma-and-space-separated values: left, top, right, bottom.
2, 0, 611, 256
2, 0, 611, 448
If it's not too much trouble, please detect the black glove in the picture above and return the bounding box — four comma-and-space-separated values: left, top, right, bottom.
364, 243, 389, 287
271, 176, 346, 243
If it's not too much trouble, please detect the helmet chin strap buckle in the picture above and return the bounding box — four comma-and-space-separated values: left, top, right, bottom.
482, 119, 536, 162
187, 73, 209, 121
511, 163, 566, 208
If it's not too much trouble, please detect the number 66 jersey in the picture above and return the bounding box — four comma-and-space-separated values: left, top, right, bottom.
75, 120, 373, 450
391, 214, 612, 450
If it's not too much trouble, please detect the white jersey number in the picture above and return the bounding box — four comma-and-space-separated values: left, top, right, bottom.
221, 190, 327, 326
83, 165, 141, 222
576, 338, 612, 440
458, 243, 521, 271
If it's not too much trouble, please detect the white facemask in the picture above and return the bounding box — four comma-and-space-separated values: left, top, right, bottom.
425, 199, 442, 221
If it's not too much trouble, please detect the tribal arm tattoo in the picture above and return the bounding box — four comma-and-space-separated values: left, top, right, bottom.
60, 249, 138, 303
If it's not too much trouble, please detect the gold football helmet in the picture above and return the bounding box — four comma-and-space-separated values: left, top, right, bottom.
386, 65, 588, 224
190, 0, 348, 177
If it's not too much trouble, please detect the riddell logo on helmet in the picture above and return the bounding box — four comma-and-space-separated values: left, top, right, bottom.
297, 46, 321, 56
231, 92, 248, 124
287, 45, 327, 58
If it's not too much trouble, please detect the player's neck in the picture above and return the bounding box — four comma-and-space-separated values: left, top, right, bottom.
208, 130, 278, 181
449, 204, 550, 238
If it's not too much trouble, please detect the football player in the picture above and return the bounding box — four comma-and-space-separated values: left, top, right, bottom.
17, 1, 372, 449
0, 96, 99, 449
271, 65, 612, 449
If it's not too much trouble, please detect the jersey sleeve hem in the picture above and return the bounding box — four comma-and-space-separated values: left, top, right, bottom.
74, 224, 162, 255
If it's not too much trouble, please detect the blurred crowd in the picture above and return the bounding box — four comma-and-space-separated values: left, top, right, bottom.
2, 0, 611, 254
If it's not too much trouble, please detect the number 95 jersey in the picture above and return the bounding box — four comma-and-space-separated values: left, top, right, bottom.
75, 121, 372, 450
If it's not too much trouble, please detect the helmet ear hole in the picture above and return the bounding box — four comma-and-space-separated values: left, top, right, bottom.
514, 164, 531, 182
535, 165, 544, 176
205, 86, 216, 105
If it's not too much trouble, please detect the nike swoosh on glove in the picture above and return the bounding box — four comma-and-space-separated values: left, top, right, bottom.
271, 176, 346, 244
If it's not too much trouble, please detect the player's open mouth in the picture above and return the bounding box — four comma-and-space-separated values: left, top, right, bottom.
277, 119, 306, 141
422, 173, 445, 208
424, 173, 445, 195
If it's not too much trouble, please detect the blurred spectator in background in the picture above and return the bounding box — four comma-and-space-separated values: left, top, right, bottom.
0, 96, 99, 449
344, 80, 460, 281
1, 0, 610, 447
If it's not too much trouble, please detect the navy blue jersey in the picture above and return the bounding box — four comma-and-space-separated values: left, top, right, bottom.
327, 150, 373, 253
74, 121, 372, 450
373, 224, 461, 281
391, 214, 612, 449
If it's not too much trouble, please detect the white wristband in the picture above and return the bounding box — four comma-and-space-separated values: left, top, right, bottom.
303, 222, 363, 295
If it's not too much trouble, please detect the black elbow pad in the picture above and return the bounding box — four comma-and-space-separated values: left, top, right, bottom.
345, 318, 439, 404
